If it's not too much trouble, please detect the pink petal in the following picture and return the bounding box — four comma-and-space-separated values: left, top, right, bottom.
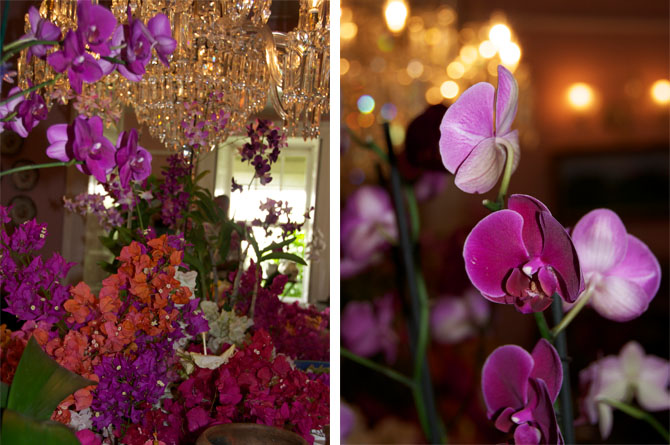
589, 274, 650, 321
46, 51, 68, 73
482, 344, 534, 417
608, 235, 661, 300
637, 356, 670, 411
464, 210, 529, 298
454, 137, 505, 194
572, 209, 628, 274
495, 65, 519, 136
28, 7, 41, 32
538, 211, 583, 302
508, 194, 549, 258
148, 14, 172, 38
513, 423, 541, 444
45, 141, 69, 162
439, 82, 494, 173
501, 129, 521, 173
530, 338, 562, 402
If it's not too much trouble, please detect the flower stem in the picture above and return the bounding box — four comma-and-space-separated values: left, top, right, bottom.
340, 347, 415, 388
0, 159, 81, 178
551, 285, 593, 337
404, 185, 420, 243
601, 398, 670, 443
0, 75, 61, 107
346, 127, 390, 163
0, 111, 16, 122
1, 39, 59, 63
495, 140, 515, 207
533, 311, 553, 342
100, 56, 126, 65
551, 295, 575, 445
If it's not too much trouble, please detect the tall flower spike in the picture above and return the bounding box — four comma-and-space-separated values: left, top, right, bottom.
570, 209, 661, 321
463, 194, 583, 313
439, 65, 520, 194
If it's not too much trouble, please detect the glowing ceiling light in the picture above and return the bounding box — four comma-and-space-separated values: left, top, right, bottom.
446, 61, 465, 79
341, 22, 358, 40
384, 0, 409, 33
499, 42, 521, 65
650, 79, 670, 105
567, 83, 594, 110
489, 24, 511, 48
478, 40, 496, 58
440, 80, 459, 99
407, 59, 424, 79
460, 45, 478, 64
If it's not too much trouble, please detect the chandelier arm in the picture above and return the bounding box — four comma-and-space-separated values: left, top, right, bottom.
259, 24, 283, 87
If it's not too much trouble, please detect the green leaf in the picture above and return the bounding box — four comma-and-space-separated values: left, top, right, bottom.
1, 381, 8, 408
218, 224, 234, 262
7, 337, 96, 421
260, 252, 307, 266
248, 234, 261, 258
1, 409, 80, 445
193, 170, 210, 183
116, 226, 134, 245
262, 237, 296, 254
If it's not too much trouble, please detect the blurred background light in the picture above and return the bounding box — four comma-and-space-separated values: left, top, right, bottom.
567, 83, 595, 110
651, 79, 670, 105
384, 0, 409, 33
357, 95, 376, 114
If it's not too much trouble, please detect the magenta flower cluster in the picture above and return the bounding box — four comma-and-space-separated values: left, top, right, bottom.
156, 154, 191, 228
63, 193, 124, 230
0, 84, 48, 137
239, 119, 288, 185
180, 95, 229, 152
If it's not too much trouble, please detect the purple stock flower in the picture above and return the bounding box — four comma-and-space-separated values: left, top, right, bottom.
22, 7, 61, 62
341, 294, 397, 363
569, 209, 661, 322
579, 341, 670, 439
46, 116, 116, 182
340, 186, 397, 278
482, 339, 564, 444
430, 288, 490, 344
115, 128, 152, 187
463, 194, 583, 313
76, 0, 117, 55
439, 65, 520, 194
47, 30, 103, 94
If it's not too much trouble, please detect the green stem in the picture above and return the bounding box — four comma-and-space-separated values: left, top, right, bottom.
533, 311, 553, 342
601, 398, 670, 443
413, 272, 430, 381
346, 127, 389, 163
340, 347, 415, 388
551, 285, 593, 337
100, 56, 125, 65
495, 139, 515, 207
0, 111, 16, 122
404, 185, 420, 243
1, 39, 59, 63
0, 75, 61, 107
0, 159, 81, 178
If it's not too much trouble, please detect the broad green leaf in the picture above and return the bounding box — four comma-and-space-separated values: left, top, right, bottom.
248, 234, 261, 258
1, 409, 80, 445
1, 381, 8, 408
7, 337, 96, 421
260, 252, 307, 266
194, 170, 210, 183
262, 237, 296, 254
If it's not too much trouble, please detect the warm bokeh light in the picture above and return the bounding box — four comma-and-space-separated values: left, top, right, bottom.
358, 112, 375, 128
341, 22, 358, 40
357, 95, 375, 114
381, 103, 398, 120
499, 42, 521, 65
446, 61, 465, 79
384, 0, 409, 33
407, 59, 424, 78
389, 123, 406, 145
425, 28, 441, 45
478, 40, 496, 58
341, 58, 350, 76
440, 80, 459, 99
650, 79, 670, 105
437, 6, 456, 26
460, 45, 478, 64
489, 24, 511, 47
567, 83, 594, 110
425, 86, 443, 104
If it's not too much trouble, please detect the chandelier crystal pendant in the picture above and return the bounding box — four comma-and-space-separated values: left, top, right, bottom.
17, 0, 330, 153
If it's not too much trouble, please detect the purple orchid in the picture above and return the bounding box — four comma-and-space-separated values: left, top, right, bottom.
482, 339, 564, 444
115, 128, 152, 187
579, 341, 670, 439
569, 209, 661, 322
463, 194, 583, 313
114, 9, 154, 82
76, 0, 117, 56
0, 86, 48, 137
341, 294, 397, 363
46, 30, 103, 94
146, 14, 177, 66
341, 402, 356, 441
46, 115, 116, 182
341, 186, 397, 278
430, 288, 490, 344
439, 65, 520, 194
22, 7, 62, 62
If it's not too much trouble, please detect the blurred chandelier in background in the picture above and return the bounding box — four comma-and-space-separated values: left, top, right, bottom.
18, 0, 330, 152
341, 1, 529, 146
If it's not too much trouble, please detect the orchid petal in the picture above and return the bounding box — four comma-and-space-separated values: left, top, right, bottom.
572, 209, 628, 274
530, 338, 562, 402
608, 234, 661, 300
500, 129, 521, 173
482, 344, 534, 416
45, 141, 70, 162
589, 274, 649, 322
454, 137, 505, 194
528, 378, 565, 445
507, 194, 549, 258
439, 82, 494, 173
538, 211, 583, 302
147, 14, 172, 39
513, 423, 541, 444
464, 210, 529, 298
495, 65, 519, 136
637, 356, 670, 411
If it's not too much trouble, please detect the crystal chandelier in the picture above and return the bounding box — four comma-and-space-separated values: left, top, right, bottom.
17, 0, 330, 152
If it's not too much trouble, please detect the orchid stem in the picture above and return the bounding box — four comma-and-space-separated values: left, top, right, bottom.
346, 127, 389, 163
533, 311, 553, 342
0, 111, 16, 122
0, 159, 81, 178
404, 185, 420, 243
551, 286, 593, 337
551, 295, 575, 445
100, 56, 126, 65
1, 39, 59, 64
340, 347, 415, 388
601, 398, 670, 443
495, 140, 515, 207
0, 75, 61, 107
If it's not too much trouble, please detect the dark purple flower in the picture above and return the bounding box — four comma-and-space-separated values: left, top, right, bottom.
231, 177, 243, 193
46, 116, 116, 182
0, 86, 47, 137
146, 14, 176, 66
114, 9, 153, 82
482, 339, 563, 444
115, 129, 152, 187
46, 30, 103, 93
76, 0, 117, 55
463, 194, 583, 313
22, 7, 61, 62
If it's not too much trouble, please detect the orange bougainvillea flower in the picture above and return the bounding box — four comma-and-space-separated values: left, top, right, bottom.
65, 282, 97, 324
